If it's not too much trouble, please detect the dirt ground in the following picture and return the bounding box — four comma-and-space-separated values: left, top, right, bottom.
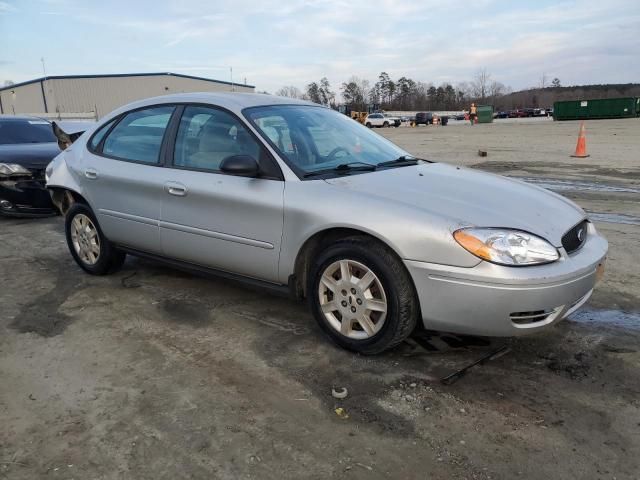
1, 118, 639, 480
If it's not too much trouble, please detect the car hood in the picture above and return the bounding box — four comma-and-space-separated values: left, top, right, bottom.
324, 163, 585, 246
0, 142, 61, 170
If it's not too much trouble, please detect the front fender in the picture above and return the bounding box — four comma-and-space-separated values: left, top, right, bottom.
278, 181, 480, 283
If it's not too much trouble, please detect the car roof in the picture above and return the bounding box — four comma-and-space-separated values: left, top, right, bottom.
103, 92, 320, 121
0, 115, 49, 123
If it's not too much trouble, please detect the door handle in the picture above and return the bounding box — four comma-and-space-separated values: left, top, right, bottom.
165, 182, 187, 197
84, 168, 98, 179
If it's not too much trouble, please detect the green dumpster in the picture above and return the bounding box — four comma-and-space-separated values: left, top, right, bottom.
553, 97, 640, 121
476, 105, 494, 123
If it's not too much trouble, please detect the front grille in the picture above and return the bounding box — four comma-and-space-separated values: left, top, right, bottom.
562, 220, 588, 254
29, 168, 46, 180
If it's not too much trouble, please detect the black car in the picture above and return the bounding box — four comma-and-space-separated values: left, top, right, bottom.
0, 116, 86, 217
414, 112, 434, 125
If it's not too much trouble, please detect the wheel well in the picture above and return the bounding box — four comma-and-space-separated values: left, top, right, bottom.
292, 228, 397, 299
49, 188, 88, 215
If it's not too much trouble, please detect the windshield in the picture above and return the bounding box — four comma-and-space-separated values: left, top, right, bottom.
244, 105, 411, 178
0, 119, 56, 145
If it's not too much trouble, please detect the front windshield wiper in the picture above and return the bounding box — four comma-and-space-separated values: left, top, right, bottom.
303, 162, 377, 178
376, 156, 423, 169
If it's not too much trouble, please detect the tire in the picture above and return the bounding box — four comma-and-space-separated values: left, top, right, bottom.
65, 203, 126, 275
365, 122, 372, 128
383, 121, 389, 128
308, 237, 419, 354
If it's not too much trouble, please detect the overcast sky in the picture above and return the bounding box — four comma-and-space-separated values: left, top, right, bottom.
1, 0, 639, 94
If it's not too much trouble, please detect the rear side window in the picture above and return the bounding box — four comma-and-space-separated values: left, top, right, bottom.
89, 118, 116, 150
101, 106, 175, 163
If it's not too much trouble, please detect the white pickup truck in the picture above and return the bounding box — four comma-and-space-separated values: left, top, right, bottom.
365, 113, 401, 128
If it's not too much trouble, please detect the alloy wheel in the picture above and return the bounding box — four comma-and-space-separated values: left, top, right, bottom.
70, 213, 101, 265
318, 259, 388, 340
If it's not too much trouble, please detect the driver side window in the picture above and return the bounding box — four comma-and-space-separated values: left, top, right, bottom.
173, 106, 261, 172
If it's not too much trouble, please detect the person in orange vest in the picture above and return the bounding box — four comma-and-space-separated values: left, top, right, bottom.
469, 103, 477, 125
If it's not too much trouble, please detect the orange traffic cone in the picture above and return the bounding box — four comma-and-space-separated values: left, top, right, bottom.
571, 121, 589, 158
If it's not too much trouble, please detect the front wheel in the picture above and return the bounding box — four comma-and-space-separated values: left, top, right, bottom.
308, 237, 419, 354
65, 203, 126, 275
365, 122, 372, 128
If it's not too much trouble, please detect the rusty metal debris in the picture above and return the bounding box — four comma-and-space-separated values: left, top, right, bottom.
440, 345, 511, 385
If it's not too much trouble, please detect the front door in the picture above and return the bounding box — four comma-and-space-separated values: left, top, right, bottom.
80, 105, 176, 254
159, 105, 284, 283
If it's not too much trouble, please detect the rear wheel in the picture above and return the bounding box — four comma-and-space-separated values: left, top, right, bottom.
65, 203, 125, 275
308, 237, 419, 354
383, 121, 389, 128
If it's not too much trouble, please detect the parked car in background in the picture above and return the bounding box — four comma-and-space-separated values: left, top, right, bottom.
383, 113, 401, 127
47, 93, 608, 354
494, 111, 509, 119
0, 116, 58, 216
365, 113, 400, 128
0, 116, 79, 216
454, 113, 466, 121
508, 109, 528, 118
414, 112, 434, 125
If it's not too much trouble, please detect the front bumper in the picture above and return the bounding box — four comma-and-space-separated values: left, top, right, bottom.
0, 178, 56, 217
405, 225, 608, 336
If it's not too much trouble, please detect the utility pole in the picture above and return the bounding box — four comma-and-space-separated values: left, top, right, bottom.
230, 66, 234, 92
41, 57, 47, 77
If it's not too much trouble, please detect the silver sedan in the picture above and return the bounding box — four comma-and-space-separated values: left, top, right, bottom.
46, 93, 608, 354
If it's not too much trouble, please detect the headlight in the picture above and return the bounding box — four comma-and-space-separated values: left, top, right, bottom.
453, 228, 559, 266
0, 163, 32, 177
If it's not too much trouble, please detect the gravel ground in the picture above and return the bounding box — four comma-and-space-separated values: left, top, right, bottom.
1, 117, 639, 480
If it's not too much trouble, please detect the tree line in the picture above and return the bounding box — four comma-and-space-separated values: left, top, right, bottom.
275, 69, 512, 111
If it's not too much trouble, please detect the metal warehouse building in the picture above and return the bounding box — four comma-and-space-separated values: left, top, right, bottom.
0, 72, 255, 119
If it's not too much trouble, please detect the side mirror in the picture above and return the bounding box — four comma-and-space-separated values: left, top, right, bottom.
220, 155, 260, 177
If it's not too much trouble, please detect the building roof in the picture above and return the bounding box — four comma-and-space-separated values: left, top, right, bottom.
0, 72, 254, 92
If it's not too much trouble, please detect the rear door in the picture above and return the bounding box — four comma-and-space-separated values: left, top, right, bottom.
159, 105, 284, 282
80, 105, 176, 254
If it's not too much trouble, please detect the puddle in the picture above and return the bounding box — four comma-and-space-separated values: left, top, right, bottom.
568, 308, 640, 330
585, 212, 640, 226
519, 177, 640, 194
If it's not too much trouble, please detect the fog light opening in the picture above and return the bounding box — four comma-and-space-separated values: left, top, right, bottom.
0, 199, 14, 210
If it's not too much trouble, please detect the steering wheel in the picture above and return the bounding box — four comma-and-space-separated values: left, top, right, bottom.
326, 146, 351, 161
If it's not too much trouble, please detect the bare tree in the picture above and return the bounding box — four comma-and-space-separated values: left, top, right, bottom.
551, 77, 561, 88
471, 68, 491, 100
3, 80, 14, 87
488, 81, 506, 98
341, 76, 370, 110
275, 86, 303, 99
